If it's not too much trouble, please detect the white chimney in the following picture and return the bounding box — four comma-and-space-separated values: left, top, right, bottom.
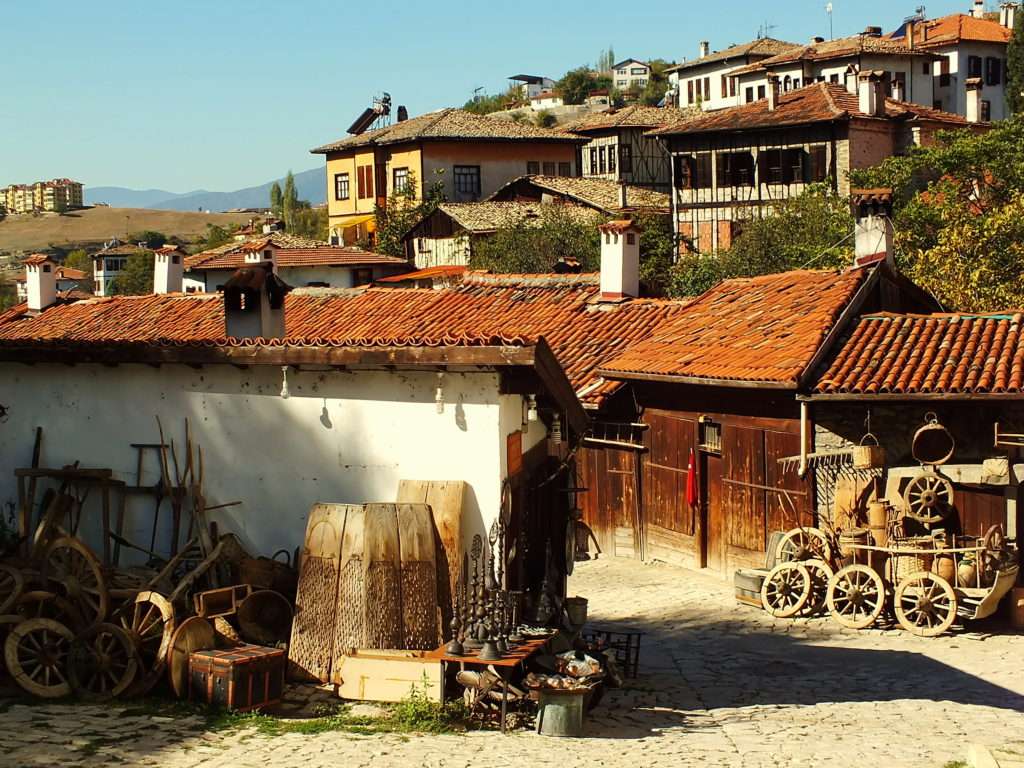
24, 255, 57, 314
699, 40, 710, 58
767, 73, 780, 110
845, 64, 860, 95
892, 77, 905, 102
971, 0, 986, 18
153, 246, 183, 294
617, 181, 629, 209
223, 263, 291, 339
965, 77, 984, 122
1000, 3, 1017, 28
244, 240, 277, 272
858, 70, 885, 117
852, 189, 894, 267
598, 220, 641, 300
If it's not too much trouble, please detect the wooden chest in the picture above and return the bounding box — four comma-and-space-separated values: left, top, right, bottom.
189, 644, 286, 711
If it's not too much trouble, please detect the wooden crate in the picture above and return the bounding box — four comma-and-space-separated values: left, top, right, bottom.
189, 644, 286, 711
334, 649, 442, 704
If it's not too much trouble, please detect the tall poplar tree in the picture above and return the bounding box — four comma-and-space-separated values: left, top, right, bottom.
1008, 11, 1024, 115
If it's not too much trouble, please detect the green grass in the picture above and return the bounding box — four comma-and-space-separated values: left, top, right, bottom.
943, 760, 967, 768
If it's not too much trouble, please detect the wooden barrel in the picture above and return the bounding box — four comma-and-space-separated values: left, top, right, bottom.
838, 528, 870, 561
867, 500, 889, 547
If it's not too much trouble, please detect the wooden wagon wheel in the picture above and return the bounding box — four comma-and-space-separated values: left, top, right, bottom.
902, 470, 954, 525
800, 559, 835, 617
894, 571, 957, 637
4, 617, 74, 698
15, 590, 77, 625
827, 564, 885, 629
116, 591, 175, 696
166, 616, 215, 698
777, 527, 833, 564
0, 564, 24, 614
68, 622, 138, 700
761, 562, 811, 618
41, 536, 110, 631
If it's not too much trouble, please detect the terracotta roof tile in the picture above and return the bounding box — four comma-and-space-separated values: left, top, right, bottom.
889, 14, 1012, 48
730, 33, 934, 76
437, 202, 601, 233
814, 312, 1024, 395
311, 108, 585, 153
602, 269, 868, 385
652, 82, 968, 136
490, 175, 669, 213
375, 265, 468, 285
184, 243, 401, 272
0, 272, 691, 408
22, 254, 53, 266
665, 38, 801, 73
562, 105, 698, 133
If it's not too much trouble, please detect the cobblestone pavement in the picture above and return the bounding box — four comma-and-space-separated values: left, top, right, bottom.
2, 558, 1022, 768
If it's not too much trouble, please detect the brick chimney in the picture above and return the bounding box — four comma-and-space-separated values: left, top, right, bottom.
598, 220, 641, 301
851, 189, 894, 267
153, 245, 183, 294
223, 262, 292, 339
24, 255, 57, 314
858, 70, 886, 117
767, 73, 781, 110
965, 77, 984, 122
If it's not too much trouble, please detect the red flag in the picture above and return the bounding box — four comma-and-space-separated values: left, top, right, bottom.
686, 447, 699, 507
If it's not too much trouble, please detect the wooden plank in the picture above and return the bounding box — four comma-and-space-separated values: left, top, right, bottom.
362, 503, 403, 651
289, 503, 347, 683
396, 503, 439, 650
333, 504, 366, 670
334, 652, 442, 704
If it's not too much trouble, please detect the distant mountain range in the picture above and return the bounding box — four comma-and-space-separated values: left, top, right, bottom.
84, 167, 326, 212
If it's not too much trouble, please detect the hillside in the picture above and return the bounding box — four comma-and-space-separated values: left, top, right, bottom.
0, 207, 257, 254
84, 168, 326, 212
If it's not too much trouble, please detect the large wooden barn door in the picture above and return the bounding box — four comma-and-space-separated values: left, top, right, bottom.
578, 446, 640, 559
641, 410, 700, 568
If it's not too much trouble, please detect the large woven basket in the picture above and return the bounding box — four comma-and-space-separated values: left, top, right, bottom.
891, 536, 935, 581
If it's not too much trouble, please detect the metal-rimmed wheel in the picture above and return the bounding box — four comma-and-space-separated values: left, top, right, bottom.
69, 622, 138, 700
41, 536, 109, 632
894, 571, 957, 637
827, 564, 885, 629
777, 527, 833, 564
902, 470, 954, 525
800, 559, 835, 617
761, 562, 811, 618
116, 591, 175, 696
0, 564, 24, 614
15, 590, 77, 625
4, 617, 74, 698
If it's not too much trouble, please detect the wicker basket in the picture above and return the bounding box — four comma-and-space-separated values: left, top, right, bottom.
853, 433, 886, 469
891, 536, 935, 581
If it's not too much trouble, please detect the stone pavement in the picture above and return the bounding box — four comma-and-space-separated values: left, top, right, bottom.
2, 557, 1022, 768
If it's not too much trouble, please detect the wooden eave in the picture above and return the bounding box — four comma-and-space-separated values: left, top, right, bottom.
597, 368, 799, 390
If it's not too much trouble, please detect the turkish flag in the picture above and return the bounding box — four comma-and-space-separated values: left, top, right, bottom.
685, 448, 699, 507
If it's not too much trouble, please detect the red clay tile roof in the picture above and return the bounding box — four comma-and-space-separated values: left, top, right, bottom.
14, 266, 87, 283
889, 14, 1012, 48
730, 33, 934, 76
0, 272, 691, 408
601, 269, 868, 386
22, 255, 53, 266
184, 246, 409, 272
814, 312, 1024, 396
375, 265, 468, 284
652, 82, 968, 136
562, 105, 697, 133
665, 38, 801, 74
155, 245, 185, 255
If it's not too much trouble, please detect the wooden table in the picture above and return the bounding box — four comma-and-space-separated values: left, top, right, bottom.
438, 636, 551, 732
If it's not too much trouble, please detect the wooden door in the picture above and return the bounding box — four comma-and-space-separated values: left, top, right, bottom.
703, 453, 724, 571
641, 410, 700, 567
578, 446, 640, 559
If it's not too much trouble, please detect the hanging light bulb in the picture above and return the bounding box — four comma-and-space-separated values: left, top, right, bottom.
280, 365, 290, 399
435, 371, 445, 414
527, 394, 538, 422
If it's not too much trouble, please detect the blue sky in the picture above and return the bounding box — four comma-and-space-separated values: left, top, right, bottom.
1, 0, 972, 192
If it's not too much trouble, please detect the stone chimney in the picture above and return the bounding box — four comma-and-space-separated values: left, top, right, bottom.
223, 262, 292, 339
858, 70, 886, 117
598, 220, 641, 301
971, 0, 986, 18
699, 40, 710, 58
617, 181, 628, 209
965, 77, 984, 122
767, 74, 780, 110
1000, 2, 1017, 28
24, 255, 57, 314
153, 245, 183, 294
851, 189, 894, 267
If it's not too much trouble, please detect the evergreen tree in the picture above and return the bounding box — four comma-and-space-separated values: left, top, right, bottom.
110, 249, 155, 296
282, 172, 298, 228
1008, 11, 1024, 115
269, 181, 283, 217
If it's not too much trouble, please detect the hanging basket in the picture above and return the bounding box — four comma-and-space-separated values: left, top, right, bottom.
852, 432, 885, 470
912, 413, 955, 466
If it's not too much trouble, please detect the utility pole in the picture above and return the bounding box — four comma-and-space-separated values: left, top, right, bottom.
826, 3, 834, 40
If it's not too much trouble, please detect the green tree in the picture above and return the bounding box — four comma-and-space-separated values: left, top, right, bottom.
204, 224, 233, 250
128, 230, 169, 249
289, 206, 329, 241
534, 109, 557, 128
1008, 10, 1024, 115
63, 248, 92, 277
639, 59, 673, 106
282, 171, 298, 228
269, 181, 284, 217
373, 171, 446, 257
463, 86, 520, 115
0, 271, 16, 311
472, 207, 602, 273
110, 249, 155, 296
596, 46, 616, 73
556, 67, 612, 105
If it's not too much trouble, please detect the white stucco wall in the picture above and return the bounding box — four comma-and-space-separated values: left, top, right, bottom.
0, 364, 546, 563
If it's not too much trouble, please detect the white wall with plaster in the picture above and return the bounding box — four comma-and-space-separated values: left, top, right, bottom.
0, 364, 547, 563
